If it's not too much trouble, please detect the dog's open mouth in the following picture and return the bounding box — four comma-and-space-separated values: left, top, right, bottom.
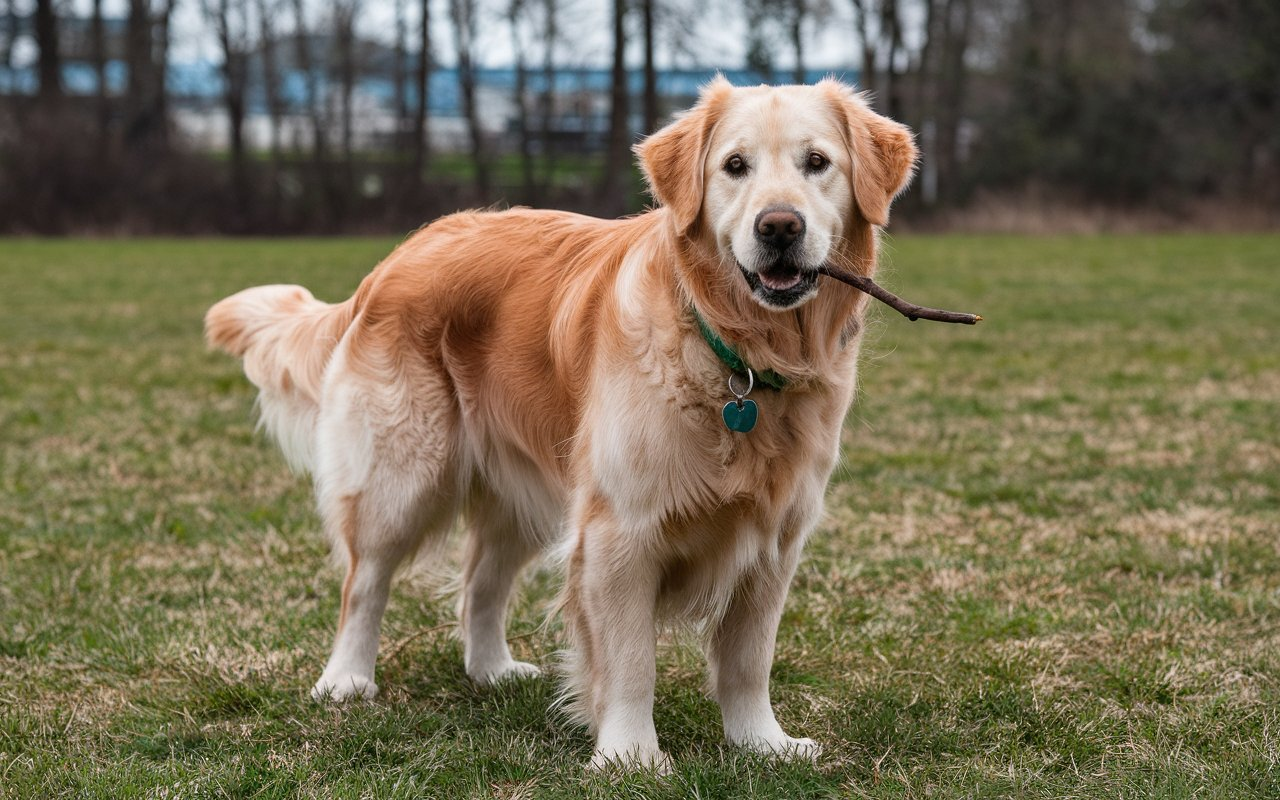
757, 261, 805, 291
738, 260, 819, 309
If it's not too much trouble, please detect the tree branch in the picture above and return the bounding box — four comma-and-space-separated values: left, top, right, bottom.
818, 263, 982, 325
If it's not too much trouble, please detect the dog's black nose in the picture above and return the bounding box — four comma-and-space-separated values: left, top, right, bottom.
754, 207, 805, 250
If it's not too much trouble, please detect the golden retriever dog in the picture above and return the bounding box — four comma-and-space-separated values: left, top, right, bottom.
205, 77, 916, 768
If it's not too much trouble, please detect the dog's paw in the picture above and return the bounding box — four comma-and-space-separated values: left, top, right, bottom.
310, 673, 378, 702
740, 735, 822, 762
589, 745, 672, 775
468, 659, 542, 686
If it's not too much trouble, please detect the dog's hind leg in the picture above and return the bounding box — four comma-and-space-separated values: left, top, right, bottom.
459, 489, 541, 684
309, 359, 461, 702
310, 484, 454, 702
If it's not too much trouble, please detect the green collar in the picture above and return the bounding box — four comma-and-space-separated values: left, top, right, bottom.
691, 307, 789, 390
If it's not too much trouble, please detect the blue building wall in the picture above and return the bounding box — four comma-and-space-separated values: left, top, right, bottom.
1, 61, 860, 117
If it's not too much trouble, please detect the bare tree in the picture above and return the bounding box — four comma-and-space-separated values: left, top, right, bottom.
787, 0, 806, 83
256, 0, 286, 181
742, 0, 826, 84
153, 0, 176, 138
745, 0, 779, 80
124, 0, 175, 150
536, 0, 559, 192
332, 0, 361, 190
932, 0, 973, 204
451, 0, 490, 199
205, 0, 253, 221
508, 0, 537, 198
641, 0, 657, 133
913, 0, 939, 118
393, 0, 408, 152
290, 0, 323, 156
601, 0, 630, 207
877, 0, 905, 117
91, 0, 110, 145
849, 0, 908, 114
850, 0, 877, 95
290, 0, 343, 219
34, 0, 61, 107
412, 0, 432, 177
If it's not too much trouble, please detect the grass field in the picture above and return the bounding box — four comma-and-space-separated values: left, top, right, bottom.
1, 234, 1278, 798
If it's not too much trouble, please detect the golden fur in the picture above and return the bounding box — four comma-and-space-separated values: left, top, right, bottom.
206, 77, 916, 768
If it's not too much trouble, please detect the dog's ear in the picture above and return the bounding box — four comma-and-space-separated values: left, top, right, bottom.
635, 76, 733, 234
822, 80, 918, 227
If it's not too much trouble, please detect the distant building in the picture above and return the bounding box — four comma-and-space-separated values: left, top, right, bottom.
1, 14, 857, 153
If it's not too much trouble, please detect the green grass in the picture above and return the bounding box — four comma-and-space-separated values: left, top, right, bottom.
1, 233, 1278, 798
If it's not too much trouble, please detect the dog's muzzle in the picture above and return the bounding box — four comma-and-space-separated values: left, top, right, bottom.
740, 206, 819, 308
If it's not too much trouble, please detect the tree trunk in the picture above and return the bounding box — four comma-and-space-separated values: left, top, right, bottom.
334, 2, 360, 193
538, 0, 558, 193
291, 0, 340, 222
641, 0, 658, 134
935, 0, 972, 204
509, 0, 536, 199
914, 0, 939, 129
451, 0, 490, 200
879, 0, 904, 119
601, 0, 630, 209
515, 55, 534, 199
393, 0, 408, 152
790, 0, 806, 84
256, 0, 285, 181
744, 0, 776, 82
207, 0, 251, 225
91, 0, 110, 146
34, 0, 61, 107
291, 0, 325, 156
413, 0, 431, 178
912, 0, 940, 206
125, 0, 169, 150
153, 1, 174, 146
124, 0, 149, 145
851, 0, 878, 102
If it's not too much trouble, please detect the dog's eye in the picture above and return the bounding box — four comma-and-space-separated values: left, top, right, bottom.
805, 152, 830, 173
723, 154, 748, 177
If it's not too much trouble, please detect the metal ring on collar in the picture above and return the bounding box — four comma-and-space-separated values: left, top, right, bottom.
728, 367, 754, 400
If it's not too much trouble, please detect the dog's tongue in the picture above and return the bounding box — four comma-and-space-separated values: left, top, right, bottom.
759, 263, 803, 290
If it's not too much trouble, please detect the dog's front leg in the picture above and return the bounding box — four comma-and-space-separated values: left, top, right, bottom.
706, 547, 821, 760
564, 501, 667, 770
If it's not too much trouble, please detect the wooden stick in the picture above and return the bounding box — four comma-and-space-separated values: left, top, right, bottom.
386, 622, 456, 662
818, 264, 983, 325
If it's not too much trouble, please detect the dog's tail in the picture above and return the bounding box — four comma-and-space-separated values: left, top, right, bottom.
205, 284, 357, 473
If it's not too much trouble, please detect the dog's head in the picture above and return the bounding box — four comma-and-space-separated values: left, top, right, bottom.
636, 78, 917, 311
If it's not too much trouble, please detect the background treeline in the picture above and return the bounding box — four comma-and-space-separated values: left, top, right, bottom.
1, 0, 1277, 234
